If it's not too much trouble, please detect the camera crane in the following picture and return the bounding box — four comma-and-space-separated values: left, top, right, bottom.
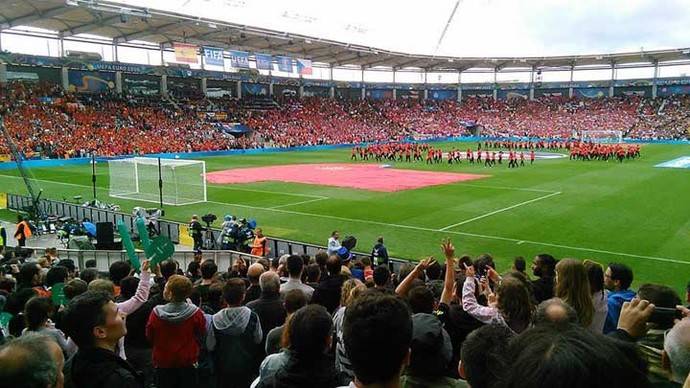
0, 114, 45, 220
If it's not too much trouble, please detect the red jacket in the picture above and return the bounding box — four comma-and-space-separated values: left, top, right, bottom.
146, 302, 207, 368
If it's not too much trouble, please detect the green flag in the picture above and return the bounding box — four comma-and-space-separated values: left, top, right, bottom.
146, 236, 175, 267
117, 221, 141, 271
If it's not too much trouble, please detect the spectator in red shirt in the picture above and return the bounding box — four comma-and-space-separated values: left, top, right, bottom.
146, 275, 207, 388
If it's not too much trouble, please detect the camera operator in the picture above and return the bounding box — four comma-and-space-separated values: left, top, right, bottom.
188, 215, 205, 251
219, 215, 236, 250
233, 219, 255, 253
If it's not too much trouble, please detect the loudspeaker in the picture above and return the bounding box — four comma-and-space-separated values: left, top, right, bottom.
96, 222, 114, 244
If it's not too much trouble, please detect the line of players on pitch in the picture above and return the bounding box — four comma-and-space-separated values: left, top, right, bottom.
350, 142, 534, 168
569, 142, 641, 162
351, 140, 641, 166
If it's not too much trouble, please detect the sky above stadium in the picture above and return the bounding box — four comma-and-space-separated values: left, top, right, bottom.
113, 0, 690, 57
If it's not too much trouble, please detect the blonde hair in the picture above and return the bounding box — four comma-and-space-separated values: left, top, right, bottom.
340, 278, 364, 307
556, 259, 594, 327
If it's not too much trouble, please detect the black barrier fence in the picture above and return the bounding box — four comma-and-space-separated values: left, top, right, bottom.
7, 193, 411, 271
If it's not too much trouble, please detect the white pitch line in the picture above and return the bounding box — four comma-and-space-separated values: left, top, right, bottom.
439, 191, 562, 231
449, 182, 558, 194
208, 184, 328, 199
0, 175, 328, 200
205, 199, 690, 266
269, 197, 328, 209
2, 175, 687, 266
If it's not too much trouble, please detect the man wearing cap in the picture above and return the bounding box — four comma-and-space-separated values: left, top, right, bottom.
402, 313, 466, 387
338, 247, 354, 276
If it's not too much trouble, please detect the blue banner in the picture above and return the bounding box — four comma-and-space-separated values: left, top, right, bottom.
255, 54, 273, 70
658, 85, 690, 96
277, 56, 292, 72
229, 50, 250, 69
242, 83, 269, 96
203, 46, 224, 67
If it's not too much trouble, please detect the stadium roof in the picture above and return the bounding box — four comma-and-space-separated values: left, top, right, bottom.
2, 0, 690, 71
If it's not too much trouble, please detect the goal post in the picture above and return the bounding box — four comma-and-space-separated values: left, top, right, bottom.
580, 130, 623, 144
108, 157, 207, 206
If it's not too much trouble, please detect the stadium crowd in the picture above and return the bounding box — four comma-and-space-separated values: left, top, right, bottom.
0, 238, 689, 388
0, 81, 689, 160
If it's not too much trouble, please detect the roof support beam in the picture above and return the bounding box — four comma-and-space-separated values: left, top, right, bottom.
362, 56, 393, 68
61, 15, 122, 37
2, 6, 71, 28
114, 21, 184, 42
332, 53, 365, 66
394, 58, 428, 69
311, 51, 343, 62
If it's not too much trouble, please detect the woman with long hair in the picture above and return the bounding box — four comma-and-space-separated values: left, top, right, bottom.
555, 259, 595, 328
462, 265, 534, 334
583, 259, 608, 333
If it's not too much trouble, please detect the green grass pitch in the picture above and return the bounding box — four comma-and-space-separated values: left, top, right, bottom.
1, 141, 689, 293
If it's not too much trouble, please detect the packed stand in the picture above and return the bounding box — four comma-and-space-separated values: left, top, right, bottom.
1, 237, 689, 388
1, 80, 689, 160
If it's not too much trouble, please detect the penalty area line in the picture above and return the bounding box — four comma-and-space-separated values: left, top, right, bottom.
439, 191, 562, 231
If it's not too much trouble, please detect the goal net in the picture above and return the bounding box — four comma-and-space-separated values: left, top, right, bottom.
580, 130, 623, 144
108, 157, 207, 206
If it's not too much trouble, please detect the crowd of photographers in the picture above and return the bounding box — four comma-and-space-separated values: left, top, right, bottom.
187, 214, 262, 254
0, 234, 689, 388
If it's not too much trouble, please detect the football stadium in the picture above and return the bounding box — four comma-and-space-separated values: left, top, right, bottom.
0, 0, 689, 387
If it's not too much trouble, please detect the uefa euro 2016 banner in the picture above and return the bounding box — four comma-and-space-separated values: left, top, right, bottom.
203, 47, 224, 67
174, 43, 198, 64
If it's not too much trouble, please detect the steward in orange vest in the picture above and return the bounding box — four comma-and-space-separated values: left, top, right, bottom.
14, 216, 32, 247
250, 228, 268, 257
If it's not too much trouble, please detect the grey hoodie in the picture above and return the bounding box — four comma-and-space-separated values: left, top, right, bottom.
206, 306, 262, 350
153, 302, 200, 324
